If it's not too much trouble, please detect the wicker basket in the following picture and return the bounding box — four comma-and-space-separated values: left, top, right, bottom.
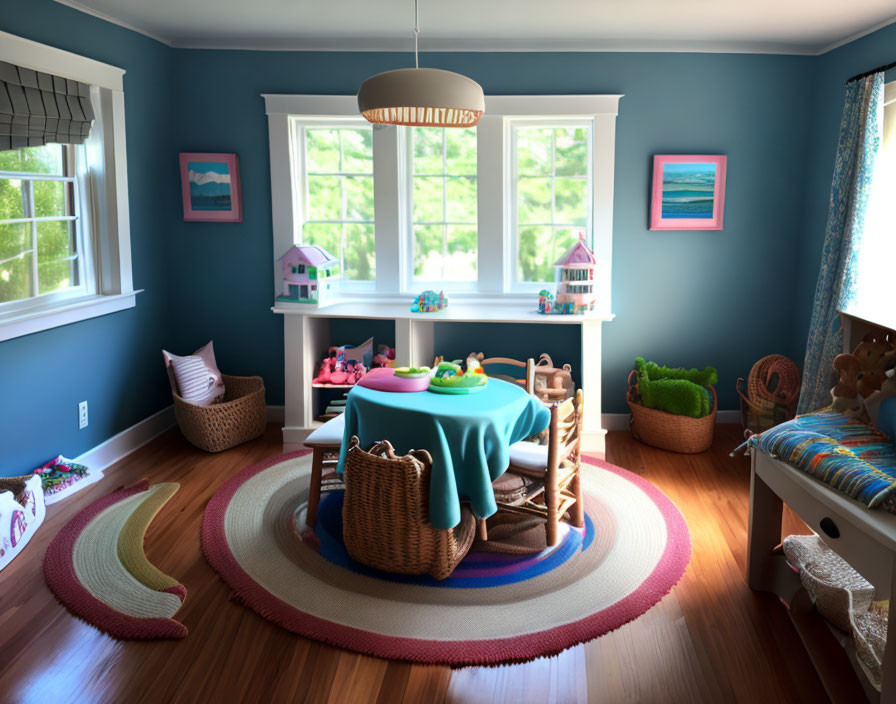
627, 370, 716, 453
342, 436, 476, 580
171, 374, 266, 452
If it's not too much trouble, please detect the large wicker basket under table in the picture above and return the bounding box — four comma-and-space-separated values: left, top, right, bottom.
342, 436, 476, 580
172, 374, 266, 453
627, 371, 716, 454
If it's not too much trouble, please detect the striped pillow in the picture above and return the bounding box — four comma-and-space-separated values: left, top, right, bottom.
162, 341, 225, 406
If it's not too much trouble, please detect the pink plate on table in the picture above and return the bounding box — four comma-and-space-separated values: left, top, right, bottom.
356, 367, 429, 393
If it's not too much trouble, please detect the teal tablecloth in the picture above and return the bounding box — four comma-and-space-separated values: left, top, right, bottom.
336, 378, 550, 529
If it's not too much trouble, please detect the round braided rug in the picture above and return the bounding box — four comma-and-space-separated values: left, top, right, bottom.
202, 451, 690, 666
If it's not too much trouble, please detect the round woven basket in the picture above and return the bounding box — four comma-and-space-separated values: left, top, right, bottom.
627, 370, 716, 454
172, 374, 266, 453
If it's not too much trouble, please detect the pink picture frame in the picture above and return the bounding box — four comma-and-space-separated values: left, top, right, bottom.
179, 152, 242, 222
650, 155, 727, 231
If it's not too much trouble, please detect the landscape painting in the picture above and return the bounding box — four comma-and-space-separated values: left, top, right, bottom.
179, 153, 242, 222
650, 155, 726, 230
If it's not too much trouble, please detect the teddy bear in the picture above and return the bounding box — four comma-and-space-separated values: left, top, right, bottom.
863, 349, 896, 427
854, 331, 895, 398
830, 353, 864, 417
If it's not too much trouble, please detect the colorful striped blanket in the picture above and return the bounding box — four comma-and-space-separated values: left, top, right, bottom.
752, 410, 896, 511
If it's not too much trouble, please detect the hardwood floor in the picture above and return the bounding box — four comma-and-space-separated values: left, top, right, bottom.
0, 424, 827, 704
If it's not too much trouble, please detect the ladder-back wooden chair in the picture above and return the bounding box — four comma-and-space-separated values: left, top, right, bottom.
492, 389, 584, 546
479, 356, 535, 393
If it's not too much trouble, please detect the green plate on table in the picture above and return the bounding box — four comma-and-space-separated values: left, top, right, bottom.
427, 383, 486, 394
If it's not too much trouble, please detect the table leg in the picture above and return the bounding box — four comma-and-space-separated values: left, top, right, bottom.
478, 518, 488, 542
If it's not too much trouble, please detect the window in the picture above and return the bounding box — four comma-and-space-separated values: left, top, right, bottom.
0, 144, 89, 307
512, 123, 591, 284
266, 94, 618, 309
0, 30, 135, 342
298, 124, 375, 283
852, 80, 896, 314
409, 127, 477, 283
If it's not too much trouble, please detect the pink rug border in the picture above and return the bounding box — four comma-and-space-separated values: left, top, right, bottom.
201, 450, 691, 666
44, 479, 188, 640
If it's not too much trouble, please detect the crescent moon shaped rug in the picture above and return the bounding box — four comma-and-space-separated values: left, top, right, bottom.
202, 451, 690, 666
44, 480, 188, 640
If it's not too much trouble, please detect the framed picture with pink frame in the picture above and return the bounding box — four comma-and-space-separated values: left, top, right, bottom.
179, 152, 242, 222
650, 155, 727, 231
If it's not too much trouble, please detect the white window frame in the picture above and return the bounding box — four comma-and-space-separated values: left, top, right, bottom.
0, 30, 137, 342
292, 117, 376, 293
0, 144, 95, 314
508, 117, 594, 293
405, 125, 479, 292
264, 93, 620, 315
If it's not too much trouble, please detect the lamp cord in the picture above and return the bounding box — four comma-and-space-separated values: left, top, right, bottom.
413, 0, 419, 69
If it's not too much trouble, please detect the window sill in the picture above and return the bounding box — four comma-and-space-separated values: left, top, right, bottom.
271, 294, 614, 324
0, 291, 141, 342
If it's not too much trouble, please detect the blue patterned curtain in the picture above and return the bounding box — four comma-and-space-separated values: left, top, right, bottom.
798, 73, 885, 414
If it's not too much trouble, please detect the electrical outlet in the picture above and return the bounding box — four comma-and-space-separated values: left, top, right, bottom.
78, 401, 88, 429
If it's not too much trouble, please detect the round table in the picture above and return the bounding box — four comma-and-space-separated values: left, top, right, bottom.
335, 378, 550, 529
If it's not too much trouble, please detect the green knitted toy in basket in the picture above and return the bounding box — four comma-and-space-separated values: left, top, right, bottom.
634, 358, 718, 418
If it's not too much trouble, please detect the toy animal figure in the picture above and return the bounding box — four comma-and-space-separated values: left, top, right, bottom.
830, 353, 864, 417
864, 350, 896, 426
854, 330, 896, 398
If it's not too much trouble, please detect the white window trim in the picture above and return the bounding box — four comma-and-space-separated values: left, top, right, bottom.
0, 30, 138, 343
263, 93, 620, 316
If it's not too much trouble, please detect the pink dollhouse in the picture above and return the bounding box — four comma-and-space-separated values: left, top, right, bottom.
276, 245, 341, 305
554, 236, 596, 314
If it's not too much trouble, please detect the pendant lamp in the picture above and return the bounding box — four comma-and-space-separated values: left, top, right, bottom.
357, 0, 484, 127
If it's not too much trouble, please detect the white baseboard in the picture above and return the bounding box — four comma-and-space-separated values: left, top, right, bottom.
602, 410, 741, 431
75, 405, 175, 472
72, 404, 285, 474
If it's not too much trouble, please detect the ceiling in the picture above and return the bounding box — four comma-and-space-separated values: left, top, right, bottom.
54, 0, 896, 55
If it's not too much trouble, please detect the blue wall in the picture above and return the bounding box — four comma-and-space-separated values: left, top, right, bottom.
0, 1, 175, 475
169, 50, 813, 412
168, 49, 815, 414
3, 4, 892, 475
794, 23, 896, 357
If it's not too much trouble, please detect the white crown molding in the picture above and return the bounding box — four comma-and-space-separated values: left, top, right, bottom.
48, 2, 896, 57
173, 35, 820, 55
815, 15, 896, 56
52, 0, 173, 46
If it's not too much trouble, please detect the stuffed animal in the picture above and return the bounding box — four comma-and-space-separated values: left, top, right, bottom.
864, 350, 896, 427
633, 358, 718, 418
854, 331, 895, 398
830, 353, 864, 416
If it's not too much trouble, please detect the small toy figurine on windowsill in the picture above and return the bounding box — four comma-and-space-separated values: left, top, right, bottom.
411, 290, 448, 313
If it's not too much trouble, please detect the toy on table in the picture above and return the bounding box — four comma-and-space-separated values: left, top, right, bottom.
536, 234, 596, 315
428, 358, 488, 394
357, 367, 431, 392
411, 290, 448, 313
276, 245, 340, 305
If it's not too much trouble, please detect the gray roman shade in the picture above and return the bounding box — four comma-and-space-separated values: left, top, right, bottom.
0, 61, 95, 151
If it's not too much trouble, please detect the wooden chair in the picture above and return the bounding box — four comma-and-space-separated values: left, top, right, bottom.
342, 436, 476, 580
479, 356, 536, 393
303, 414, 346, 527
493, 389, 584, 546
